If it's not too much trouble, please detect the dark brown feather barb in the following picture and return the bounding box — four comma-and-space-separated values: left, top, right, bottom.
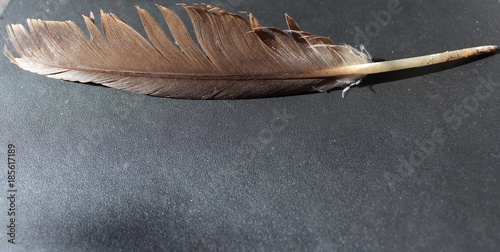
4, 4, 497, 99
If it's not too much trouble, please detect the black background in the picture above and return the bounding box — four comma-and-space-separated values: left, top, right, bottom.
1, 0, 499, 251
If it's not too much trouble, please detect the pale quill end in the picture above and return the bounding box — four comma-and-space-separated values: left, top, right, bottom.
457, 45, 497, 58
310, 45, 498, 78
478, 45, 498, 53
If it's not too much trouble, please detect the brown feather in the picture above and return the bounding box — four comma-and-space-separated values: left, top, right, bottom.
3, 4, 497, 99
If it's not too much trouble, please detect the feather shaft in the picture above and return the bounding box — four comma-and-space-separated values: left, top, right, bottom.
301, 45, 498, 78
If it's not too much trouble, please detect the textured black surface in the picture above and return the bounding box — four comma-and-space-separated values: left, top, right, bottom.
1, 0, 499, 251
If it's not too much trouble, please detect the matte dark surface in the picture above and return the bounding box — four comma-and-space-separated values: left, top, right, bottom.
1, 0, 499, 251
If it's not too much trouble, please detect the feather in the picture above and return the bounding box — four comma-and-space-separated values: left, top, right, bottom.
3, 4, 497, 99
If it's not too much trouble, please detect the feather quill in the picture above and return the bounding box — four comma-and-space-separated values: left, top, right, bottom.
4, 4, 497, 99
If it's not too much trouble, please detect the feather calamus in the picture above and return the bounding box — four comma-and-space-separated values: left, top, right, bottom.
4, 4, 497, 99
